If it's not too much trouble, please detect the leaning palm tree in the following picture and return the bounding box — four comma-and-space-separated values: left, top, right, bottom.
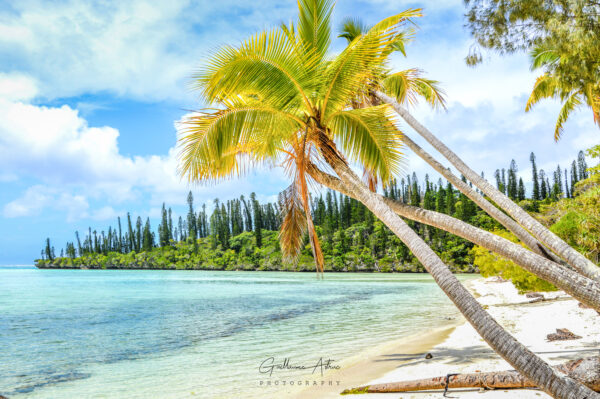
177, 1, 598, 397
377, 91, 600, 282
526, 42, 600, 141
342, 31, 600, 281
307, 164, 600, 312
338, 20, 565, 264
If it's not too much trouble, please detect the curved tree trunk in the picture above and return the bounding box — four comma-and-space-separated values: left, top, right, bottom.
376, 90, 600, 282
307, 164, 600, 312
401, 133, 563, 265
341, 357, 600, 394
314, 134, 600, 399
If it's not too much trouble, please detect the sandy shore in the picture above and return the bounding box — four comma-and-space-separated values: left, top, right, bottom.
291, 277, 600, 398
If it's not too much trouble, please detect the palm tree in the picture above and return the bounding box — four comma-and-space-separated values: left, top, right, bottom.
177, 1, 598, 397
339, 14, 599, 306
334, 28, 600, 281
525, 42, 600, 142
337, 19, 563, 264
376, 91, 600, 282
307, 163, 600, 312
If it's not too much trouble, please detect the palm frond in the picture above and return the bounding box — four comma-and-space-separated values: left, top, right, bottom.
297, 0, 334, 64
530, 44, 559, 71
328, 104, 404, 184
194, 28, 313, 111
525, 74, 559, 112
320, 10, 421, 119
593, 95, 600, 128
177, 101, 301, 183
338, 17, 369, 43
362, 168, 379, 192
388, 29, 414, 57
278, 184, 308, 262
554, 92, 582, 141
382, 68, 446, 109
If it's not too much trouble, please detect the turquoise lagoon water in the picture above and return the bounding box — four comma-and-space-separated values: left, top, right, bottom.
0, 267, 476, 398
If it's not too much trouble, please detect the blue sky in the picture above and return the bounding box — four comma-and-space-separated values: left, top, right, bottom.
0, 0, 598, 264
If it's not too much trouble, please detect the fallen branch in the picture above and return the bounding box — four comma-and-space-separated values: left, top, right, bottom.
547, 328, 582, 341
341, 357, 600, 394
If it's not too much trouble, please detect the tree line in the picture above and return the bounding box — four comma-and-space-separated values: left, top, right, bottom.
40, 150, 588, 265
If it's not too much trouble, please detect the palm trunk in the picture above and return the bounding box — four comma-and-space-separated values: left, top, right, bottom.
401, 133, 562, 264
314, 134, 599, 399
376, 90, 600, 282
307, 164, 600, 312
341, 357, 600, 394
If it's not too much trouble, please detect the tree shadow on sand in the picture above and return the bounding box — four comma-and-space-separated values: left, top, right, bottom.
373, 344, 600, 369
374, 345, 497, 368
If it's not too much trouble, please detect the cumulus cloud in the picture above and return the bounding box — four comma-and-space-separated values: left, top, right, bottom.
0, 0, 596, 224
0, 81, 289, 219
3, 185, 89, 221
0, 0, 297, 102
0, 96, 182, 200
0, 72, 38, 101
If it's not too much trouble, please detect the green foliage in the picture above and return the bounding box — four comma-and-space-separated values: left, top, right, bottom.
471, 230, 556, 293
37, 147, 596, 279
464, 1, 600, 139
548, 145, 600, 262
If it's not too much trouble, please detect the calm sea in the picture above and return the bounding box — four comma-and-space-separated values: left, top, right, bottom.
0, 267, 475, 398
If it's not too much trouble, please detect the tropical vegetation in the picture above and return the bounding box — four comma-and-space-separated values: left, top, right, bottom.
37, 149, 594, 287
464, 0, 600, 140
36, 0, 600, 395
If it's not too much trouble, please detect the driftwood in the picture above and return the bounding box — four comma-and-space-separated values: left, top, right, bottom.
341, 357, 600, 394
547, 328, 582, 341
525, 292, 544, 299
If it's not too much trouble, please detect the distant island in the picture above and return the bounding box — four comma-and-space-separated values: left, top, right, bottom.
36, 151, 591, 279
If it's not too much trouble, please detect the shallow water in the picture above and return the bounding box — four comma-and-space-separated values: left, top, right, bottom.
0, 267, 476, 398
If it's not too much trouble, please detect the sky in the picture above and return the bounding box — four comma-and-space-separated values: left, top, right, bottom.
0, 0, 598, 264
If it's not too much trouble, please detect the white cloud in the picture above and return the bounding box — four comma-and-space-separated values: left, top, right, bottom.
0, 1, 194, 101
0, 0, 596, 225
0, 81, 289, 220
0, 72, 38, 101
2, 185, 89, 222
90, 206, 120, 221
0, 0, 297, 102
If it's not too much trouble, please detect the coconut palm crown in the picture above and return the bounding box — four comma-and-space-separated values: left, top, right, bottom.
526, 42, 600, 141
178, 0, 443, 271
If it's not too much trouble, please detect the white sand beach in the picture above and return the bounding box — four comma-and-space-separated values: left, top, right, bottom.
292, 277, 600, 399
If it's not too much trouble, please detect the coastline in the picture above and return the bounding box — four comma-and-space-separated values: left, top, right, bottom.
287, 277, 600, 398
282, 323, 462, 399
33, 264, 476, 273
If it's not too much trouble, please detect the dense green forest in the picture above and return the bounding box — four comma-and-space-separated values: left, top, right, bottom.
36, 149, 594, 273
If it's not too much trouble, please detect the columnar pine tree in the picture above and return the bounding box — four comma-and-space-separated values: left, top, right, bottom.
127, 213, 134, 252
517, 178, 526, 201
445, 181, 455, 215
539, 170, 548, 199
142, 218, 153, 251
250, 192, 262, 247
570, 160, 579, 193
45, 238, 53, 261
530, 152, 540, 200
577, 150, 588, 180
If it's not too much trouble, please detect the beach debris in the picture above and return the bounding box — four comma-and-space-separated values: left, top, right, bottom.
425, 353, 433, 359
525, 292, 545, 303
340, 356, 600, 394
525, 292, 544, 299
547, 328, 582, 341
578, 301, 600, 315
